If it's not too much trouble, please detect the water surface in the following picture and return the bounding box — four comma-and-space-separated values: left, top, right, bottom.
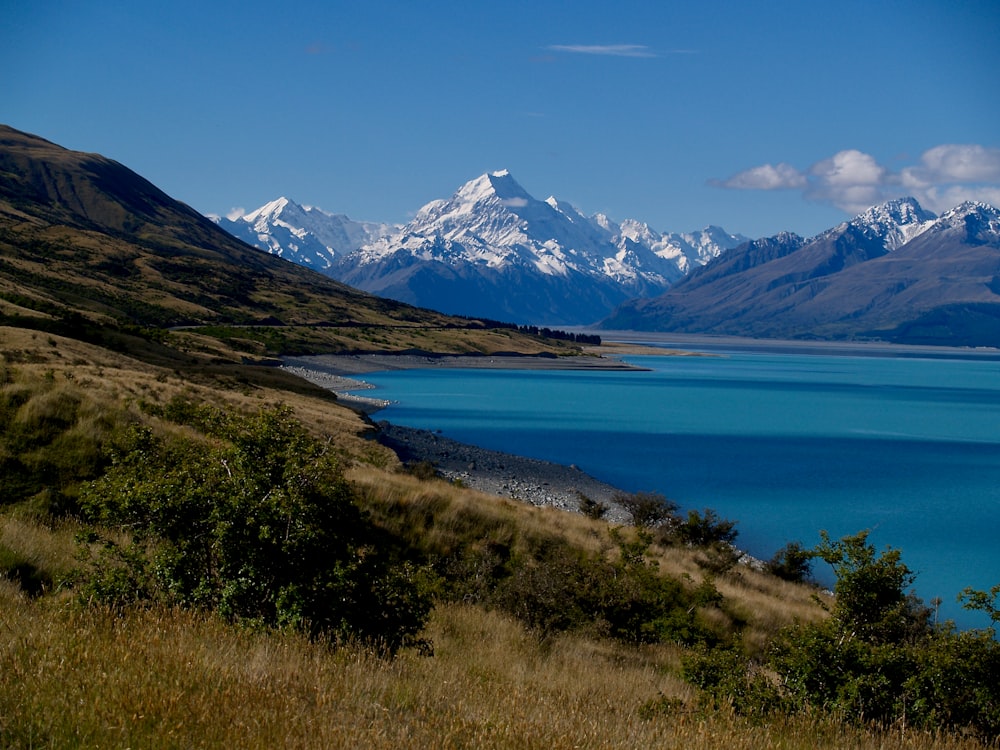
357, 349, 1000, 628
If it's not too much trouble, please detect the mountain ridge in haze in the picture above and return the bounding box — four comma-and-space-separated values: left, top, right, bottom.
603, 198, 1000, 346
219, 170, 747, 325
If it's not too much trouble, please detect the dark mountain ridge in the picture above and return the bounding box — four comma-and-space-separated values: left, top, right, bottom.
0, 123, 430, 328
0, 125, 573, 361
604, 199, 1000, 347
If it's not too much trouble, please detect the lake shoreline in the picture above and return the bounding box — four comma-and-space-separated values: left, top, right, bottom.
280, 349, 662, 521
281, 348, 659, 413
594, 331, 1000, 360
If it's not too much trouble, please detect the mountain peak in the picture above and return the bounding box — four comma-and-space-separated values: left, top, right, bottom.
853, 196, 933, 223
935, 200, 1000, 242
450, 169, 532, 208
243, 196, 302, 224
848, 196, 937, 250
943, 200, 999, 217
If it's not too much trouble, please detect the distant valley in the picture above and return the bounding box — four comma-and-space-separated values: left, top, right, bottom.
217, 176, 1000, 347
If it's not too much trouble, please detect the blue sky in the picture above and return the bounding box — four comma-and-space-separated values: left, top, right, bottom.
3, 0, 999, 238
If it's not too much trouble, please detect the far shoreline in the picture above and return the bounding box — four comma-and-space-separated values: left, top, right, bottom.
593, 330, 1000, 360
280, 348, 658, 412
280, 332, 1000, 412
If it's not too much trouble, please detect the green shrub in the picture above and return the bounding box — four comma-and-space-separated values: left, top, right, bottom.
437, 526, 716, 645
664, 508, 739, 548
405, 459, 439, 481
77, 404, 433, 652
766, 541, 814, 583
576, 491, 608, 520
681, 646, 787, 718
682, 531, 1000, 739
613, 490, 678, 528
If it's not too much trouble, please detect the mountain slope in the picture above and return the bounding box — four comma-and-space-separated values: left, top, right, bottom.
216, 198, 393, 273
603, 198, 1000, 346
0, 125, 577, 360
220, 171, 746, 325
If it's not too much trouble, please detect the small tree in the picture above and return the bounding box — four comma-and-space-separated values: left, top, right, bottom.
813, 530, 929, 644
614, 491, 678, 528
767, 541, 814, 583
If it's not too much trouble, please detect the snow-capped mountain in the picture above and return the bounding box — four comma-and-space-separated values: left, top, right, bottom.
832, 197, 937, 250
335, 170, 748, 323
215, 198, 394, 272
604, 198, 1000, 346
348, 170, 746, 291
218, 170, 746, 324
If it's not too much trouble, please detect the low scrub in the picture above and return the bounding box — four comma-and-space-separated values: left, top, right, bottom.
76, 400, 433, 652
0, 366, 124, 512
683, 531, 1000, 741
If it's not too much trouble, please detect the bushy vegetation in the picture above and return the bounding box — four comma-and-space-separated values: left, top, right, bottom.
440, 527, 722, 645
613, 490, 744, 574
684, 530, 1000, 740
0, 363, 123, 514
766, 540, 814, 583
76, 400, 433, 652
3, 340, 998, 747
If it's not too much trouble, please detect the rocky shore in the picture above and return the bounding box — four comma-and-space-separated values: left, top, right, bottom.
376, 422, 631, 523
281, 352, 640, 522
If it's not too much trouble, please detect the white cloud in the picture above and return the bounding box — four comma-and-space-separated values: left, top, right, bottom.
805, 150, 889, 213
547, 44, 656, 58
917, 144, 1000, 183
226, 207, 247, 221
717, 162, 806, 190
809, 150, 885, 187
901, 144, 1000, 198
713, 144, 1000, 215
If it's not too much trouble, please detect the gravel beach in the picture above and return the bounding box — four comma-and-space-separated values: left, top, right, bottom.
376, 422, 631, 523
281, 352, 641, 522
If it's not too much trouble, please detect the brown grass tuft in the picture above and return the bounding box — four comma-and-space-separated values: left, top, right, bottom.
1, 594, 988, 749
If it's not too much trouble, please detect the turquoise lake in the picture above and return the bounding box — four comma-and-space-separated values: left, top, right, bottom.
355, 347, 1000, 629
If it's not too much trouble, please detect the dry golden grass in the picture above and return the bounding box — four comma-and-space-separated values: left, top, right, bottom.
0, 326, 388, 464
0, 514, 82, 581
349, 464, 832, 659
1, 591, 989, 750
3, 326, 989, 749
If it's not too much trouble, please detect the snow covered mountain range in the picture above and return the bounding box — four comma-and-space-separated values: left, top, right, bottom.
216, 170, 747, 324
216, 173, 1000, 343
216, 199, 394, 274
604, 198, 1000, 345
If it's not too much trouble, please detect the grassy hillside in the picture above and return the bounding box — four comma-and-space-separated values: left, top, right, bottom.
0, 124, 580, 362
3, 326, 998, 749
2, 127, 998, 748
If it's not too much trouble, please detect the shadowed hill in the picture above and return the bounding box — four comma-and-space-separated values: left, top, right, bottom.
0, 125, 575, 359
